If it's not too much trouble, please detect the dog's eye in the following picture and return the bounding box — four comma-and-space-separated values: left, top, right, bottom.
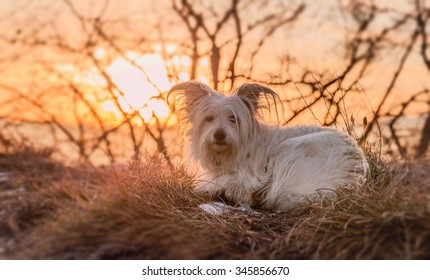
205, 116, 214, 122
229, 116, 237, 124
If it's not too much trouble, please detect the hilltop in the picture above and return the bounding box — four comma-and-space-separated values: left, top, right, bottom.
0, 145, 429, 259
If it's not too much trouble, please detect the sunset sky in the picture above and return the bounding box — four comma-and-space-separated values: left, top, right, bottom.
0, 0, 428, 126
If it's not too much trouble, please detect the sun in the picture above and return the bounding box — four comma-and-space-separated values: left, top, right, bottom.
103, 52, 172, 124
96, 48, 210, 126
100, 50, 178, 125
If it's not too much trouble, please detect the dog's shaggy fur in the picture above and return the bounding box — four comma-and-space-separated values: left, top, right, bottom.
169, 81, 368, 210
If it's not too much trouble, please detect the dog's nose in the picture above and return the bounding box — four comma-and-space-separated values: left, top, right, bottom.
214, 129, 226, 141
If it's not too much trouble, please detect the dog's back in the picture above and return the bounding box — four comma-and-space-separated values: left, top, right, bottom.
262, 125, 368, 209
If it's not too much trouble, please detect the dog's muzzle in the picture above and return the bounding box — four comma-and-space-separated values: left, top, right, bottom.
214, 129, 226, 141
210, 129, 229, 152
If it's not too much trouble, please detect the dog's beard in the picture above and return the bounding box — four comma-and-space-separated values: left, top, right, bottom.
209, 140, 229, 153
201, 138, 236, 168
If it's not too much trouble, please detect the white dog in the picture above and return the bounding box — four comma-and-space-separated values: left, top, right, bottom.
169, 81, 368, 210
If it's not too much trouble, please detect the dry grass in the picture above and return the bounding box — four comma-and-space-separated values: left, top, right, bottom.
0, 145, 429, 259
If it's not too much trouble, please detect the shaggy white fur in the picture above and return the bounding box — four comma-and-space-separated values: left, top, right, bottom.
169, 81, 368, 210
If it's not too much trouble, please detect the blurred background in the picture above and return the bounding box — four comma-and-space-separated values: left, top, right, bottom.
0, 0, 429, 165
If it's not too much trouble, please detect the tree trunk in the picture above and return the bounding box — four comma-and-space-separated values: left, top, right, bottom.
211, 45, 220, 90
416, 113, 430, 157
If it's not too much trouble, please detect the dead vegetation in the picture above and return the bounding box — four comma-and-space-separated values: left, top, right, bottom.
0, 144, 429, 260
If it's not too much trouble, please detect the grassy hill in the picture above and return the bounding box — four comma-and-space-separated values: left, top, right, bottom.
0, 145, 429, 259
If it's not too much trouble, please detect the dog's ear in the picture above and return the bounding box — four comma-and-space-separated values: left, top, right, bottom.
167, 81, 214, 118
233, 83, 278, 113
168, 81, 212, 104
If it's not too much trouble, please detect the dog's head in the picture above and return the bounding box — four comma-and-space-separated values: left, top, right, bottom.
168, 81, 279, 169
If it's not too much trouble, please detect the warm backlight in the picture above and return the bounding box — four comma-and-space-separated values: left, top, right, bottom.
96, 48, 206, 126
104, 52, 172, 124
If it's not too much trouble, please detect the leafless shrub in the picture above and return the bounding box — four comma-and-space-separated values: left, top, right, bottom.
0, 0, 429, 163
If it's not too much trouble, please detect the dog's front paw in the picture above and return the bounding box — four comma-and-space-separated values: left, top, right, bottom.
194, 182, 223, 198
